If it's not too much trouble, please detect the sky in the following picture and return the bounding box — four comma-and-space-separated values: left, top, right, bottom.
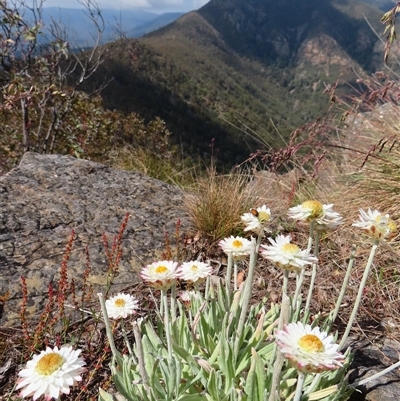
37, 0, 210, 13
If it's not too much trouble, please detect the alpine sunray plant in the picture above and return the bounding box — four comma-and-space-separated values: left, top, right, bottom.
91, 202, 399, 401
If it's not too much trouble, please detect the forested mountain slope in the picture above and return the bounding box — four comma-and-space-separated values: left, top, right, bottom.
92, 0, 388, 165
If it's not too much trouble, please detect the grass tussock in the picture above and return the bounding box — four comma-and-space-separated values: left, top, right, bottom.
184, 166, 260, 241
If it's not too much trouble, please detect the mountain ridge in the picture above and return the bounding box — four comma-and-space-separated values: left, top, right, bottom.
90, 0, 392, 166
128, 12, 184, 38
35, 7, 182, 45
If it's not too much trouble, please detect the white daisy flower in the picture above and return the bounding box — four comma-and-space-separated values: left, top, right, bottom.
105, 293, 139, 319
241, 205, 271, 234
140, 260, 179, 290
178, 261, 213, 283
16, 346, 86, 400
276, 322, 345, 374
288, 200, 324, 221
288, 200, 342, 230
260, 234, 317, 271
219, 236, 252, 260
352, 208, 397, 241
315, 204, 343, 230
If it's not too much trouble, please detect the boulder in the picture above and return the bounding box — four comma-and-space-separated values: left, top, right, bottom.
348, 337, 400, 401
0, 152, 191, 327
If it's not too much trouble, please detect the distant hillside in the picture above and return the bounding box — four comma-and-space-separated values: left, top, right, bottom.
128, 13, 184, 38
38, 8, 181, 45
87, 0, 391, 166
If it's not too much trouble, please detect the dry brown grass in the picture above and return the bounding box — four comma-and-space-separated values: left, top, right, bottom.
288, 74, 400, 339
183, 165, 262, 241
328, 100, 400, 337
237, 73, 400, 341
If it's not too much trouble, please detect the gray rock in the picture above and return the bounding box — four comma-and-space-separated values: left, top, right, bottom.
0, 152, 191, 327
348, 337, 400, 400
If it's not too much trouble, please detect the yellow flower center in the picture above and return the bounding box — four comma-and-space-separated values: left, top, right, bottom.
115, 298, 126, 307
155, 265, 168, 274
302, 200, 323, 218
281, 243, 300, 254
388, 220, 397, 234
373, 216, 397, 239
190, 265, 198, 271
35, 353, 65, 376
258, 211, 270, 222
298, 334, 324, 353
232, 240, 243, 248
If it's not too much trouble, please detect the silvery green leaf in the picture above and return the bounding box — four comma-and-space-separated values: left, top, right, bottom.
149, 357, 166, 398
142, 335, 156, 374
143, 320, 164, 352
98, 388, 115, 401
177, 396, 208, 401
207, 369, 220, 401
244, 348, 266, 401
172, 342, 202, 377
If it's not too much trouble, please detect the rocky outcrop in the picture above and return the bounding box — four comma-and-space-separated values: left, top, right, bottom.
0, 153, 191, 327
297, 34, 362, 73
348, 337, 400, 401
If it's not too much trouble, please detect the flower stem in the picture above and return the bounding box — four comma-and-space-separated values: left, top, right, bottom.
280, 294, 291, 329
170, 283, 177, 321
338, 240, 379, 351
161, 289, 173, 359
233, 261, 238, 290
327, 244, 357, 331
293, 221, 315, 311
239, 238, 257, 311
268, 295, 290, 401
160, 288, 164, 316
293, 371, 306, 401
205, 275, 211, 300
97, 293, 123, 367
120, 319, 135, 361
282, 269, 289, 304
235, 238, 257, 348
304, 230, 320, 316
226, 251, 233, 304
256, 231, 264, 251
307, 221, 315, 252
304, 374, 321, 395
